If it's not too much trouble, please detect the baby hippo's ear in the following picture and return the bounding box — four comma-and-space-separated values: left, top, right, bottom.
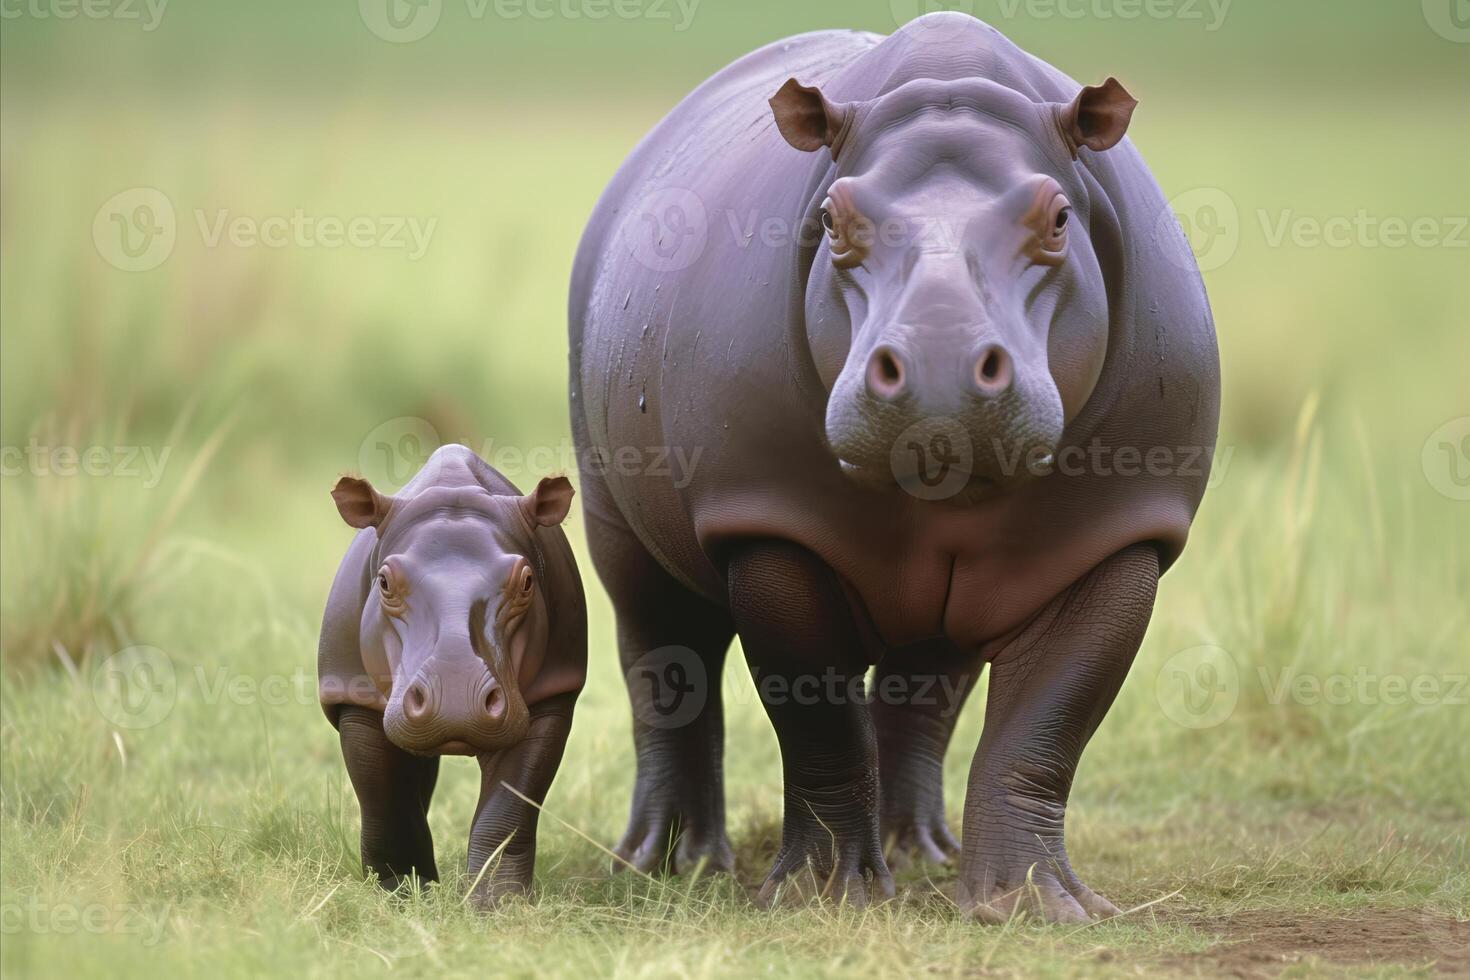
521, 475, 575, 529
1057, 77, 1137, 155
331, 476, 397, 530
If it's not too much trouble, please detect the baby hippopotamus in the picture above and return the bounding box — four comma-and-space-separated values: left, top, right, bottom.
318, 444, 586, 906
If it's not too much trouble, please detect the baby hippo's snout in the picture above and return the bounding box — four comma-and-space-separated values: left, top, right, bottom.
387, 650, 526, 756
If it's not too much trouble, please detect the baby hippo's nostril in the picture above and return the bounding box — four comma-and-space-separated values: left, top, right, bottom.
866, 345, 908, 401
484, 685, 505, 721
973, 344, 1014, 397
403, 681, 432, 723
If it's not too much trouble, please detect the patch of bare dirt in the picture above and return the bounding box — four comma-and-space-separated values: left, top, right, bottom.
1160, 909, 1469, 977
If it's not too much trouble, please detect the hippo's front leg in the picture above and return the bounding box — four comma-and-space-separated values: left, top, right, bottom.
727, 541, 894, 907
338, 706, 441, 890
872, 640, 983, 868
466, 692, 577, 908
958, 544, 1159, 924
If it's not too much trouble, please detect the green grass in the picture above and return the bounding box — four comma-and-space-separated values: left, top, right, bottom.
3, 25, 1469, 978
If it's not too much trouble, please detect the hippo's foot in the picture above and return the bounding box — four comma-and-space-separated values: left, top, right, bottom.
466, 871, 531, 911
613, 802, 735, 877
882, 805, 961, 870
756, 811, 895, 909
957, 826, 1119, 924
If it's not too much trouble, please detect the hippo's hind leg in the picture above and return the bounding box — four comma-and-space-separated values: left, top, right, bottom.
586, 509, 736, 876
872, 640, 983, 868
727, 540, 894, 907
338, 705, 440, 890
958, 544, 1159, 924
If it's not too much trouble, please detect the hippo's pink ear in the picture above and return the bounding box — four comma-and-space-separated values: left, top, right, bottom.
520, 476, 574, 529
331, 476, 396, 531
769, 78, 851, 158
1058, 78, 1137, 155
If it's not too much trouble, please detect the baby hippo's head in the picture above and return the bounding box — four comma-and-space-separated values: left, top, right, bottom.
331, 471, 574, 756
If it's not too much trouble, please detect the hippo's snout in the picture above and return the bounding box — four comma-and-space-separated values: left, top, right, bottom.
385, 647, 528, 756
865, 342, 1014, 404
830, 322, 1062, 498
971, 343, 1013, 398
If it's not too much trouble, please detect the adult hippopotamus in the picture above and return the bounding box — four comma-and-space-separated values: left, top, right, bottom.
569, 12, 1218, 921
318, 444, 586, 906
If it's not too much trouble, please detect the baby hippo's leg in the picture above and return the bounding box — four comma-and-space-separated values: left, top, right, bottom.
338, 705, 440, 890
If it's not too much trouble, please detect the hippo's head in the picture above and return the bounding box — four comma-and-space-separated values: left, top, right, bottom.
330, 473, 574, 756
771, 74, 1136, 499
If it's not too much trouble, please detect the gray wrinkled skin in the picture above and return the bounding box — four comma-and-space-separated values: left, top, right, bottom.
570, 13, 1220, 917
572, 14, 1217, 647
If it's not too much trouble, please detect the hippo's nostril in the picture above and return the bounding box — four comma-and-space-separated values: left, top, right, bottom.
484, 686, 505, 720
866, 346, 908, 401
403, 681, 430, 722
973, 344, 1013, 397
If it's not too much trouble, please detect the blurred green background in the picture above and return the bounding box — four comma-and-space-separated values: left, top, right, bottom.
2, 1, 1467, 976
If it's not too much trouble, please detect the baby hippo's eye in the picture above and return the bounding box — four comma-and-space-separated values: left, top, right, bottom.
377, 572, 390, 593
820, 208, 834, 235
1055, 207, 1071, 232
498, 559, 537, 630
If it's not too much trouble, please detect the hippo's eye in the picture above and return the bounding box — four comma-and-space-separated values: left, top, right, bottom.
820, 208, 835, 235
1035, 187, 1073, 262
521, 569, 534, 594
377, 564, 406, 614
